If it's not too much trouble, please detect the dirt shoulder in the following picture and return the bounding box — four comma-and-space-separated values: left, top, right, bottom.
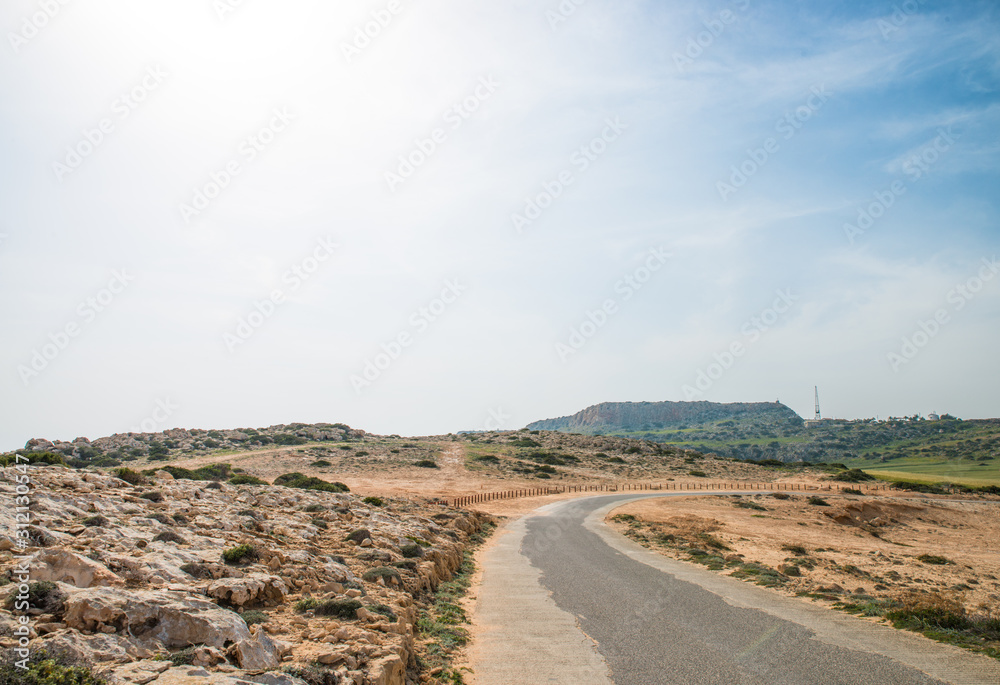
607, 491, 1000, 659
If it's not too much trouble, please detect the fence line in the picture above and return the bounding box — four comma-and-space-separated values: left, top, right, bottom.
447, 480, 893, 508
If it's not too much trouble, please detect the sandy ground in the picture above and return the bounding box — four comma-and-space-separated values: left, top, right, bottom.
607, 492, 1000, 615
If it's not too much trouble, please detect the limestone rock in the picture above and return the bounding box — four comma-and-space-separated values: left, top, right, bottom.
207, 574, 288, 608
28, 549, 120, 588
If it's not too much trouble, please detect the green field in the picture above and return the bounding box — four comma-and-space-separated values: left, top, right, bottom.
847, 455, 1000, 487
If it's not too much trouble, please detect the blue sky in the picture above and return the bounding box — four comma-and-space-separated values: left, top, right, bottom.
1, 0, 998, 449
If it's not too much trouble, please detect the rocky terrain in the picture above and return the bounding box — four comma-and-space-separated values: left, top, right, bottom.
0, 464, 491, 685
18, 423, 368, 467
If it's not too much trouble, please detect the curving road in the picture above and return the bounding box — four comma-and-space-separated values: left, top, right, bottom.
470, 493, 1000, 685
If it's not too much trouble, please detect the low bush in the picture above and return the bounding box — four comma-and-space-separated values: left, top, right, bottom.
782, 544, 808, 555
770, 492, 790, 500
363, 496, 385, 507
303, 504, 325, 513
807, 496, 830, 506
400, 544, 425, 558
273, 473, 349, 493
346, 529, 371, 544
309, 460, 332, 467
916, 554, 954, 565
113, 468, 146, 486
414, 460, 438, 469
314, 599, 363, 619
735, 500, 767, 511
367, 603, 397, 621
139, 491, 164, 502
5, 581, 64, 614
240, 610, 269, 626
688, 470, 707, 477
82, 515, 109, 527
229, 474, 266, 485
831, 469, 876, 483
293, 598, 318, 613
0, 649, 105, 685
222, 543, 257, 565
153, 531, 186, 545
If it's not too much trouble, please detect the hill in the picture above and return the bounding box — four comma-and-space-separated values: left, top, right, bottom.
526, 400, 801, 433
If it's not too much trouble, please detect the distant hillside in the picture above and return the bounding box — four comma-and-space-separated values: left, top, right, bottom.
526, 400, 802, 433
526, 402, 1000, 476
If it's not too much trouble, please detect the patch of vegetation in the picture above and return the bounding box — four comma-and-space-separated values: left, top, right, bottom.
294, 598, 319, 613
782, 544, 808, 556
5, 581, 64, 614
612, 513, 637, 523
222, 543, 257, 565
139, 491, 164, 502
309, 460, 332, 467
303, 504, 325, 513
152, 531, 186, 545
241, 610, 269, 626
770, 492, 790, 500
273, 433, 308, 445
112, 467, 147, 486
735, 500, 767, 511
229, 474, 267, 485
688, 470, 707, 477
362, 496, 385, 507
82, 515, 109, 527
0, 649, 106, 685
843, 488, 865, 495
0, 452, 66, 468
807, 496, 830, 506
314, 599, 363, 619
831, 469, 876, 483
367, 603, 397, 621
401, 543, 425, 558
414, 460, 439, 469
917, 554, 954, 565
273, 472, 350, 493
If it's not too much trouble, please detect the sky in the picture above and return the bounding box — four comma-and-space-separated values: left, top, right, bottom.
1, 0, 998, 450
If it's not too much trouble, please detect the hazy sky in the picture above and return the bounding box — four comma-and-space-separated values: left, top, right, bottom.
2, 0, 998, 450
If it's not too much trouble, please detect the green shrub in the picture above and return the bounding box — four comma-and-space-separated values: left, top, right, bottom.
735, 500, 767, 511
832, 469, 875, 483
367, 603, 397, 621
303, 504, 325, 512
400, 544, 425, 558
113, 468, 147, 485
770, 492, 790, 500
222, 543, 257, 565
229, 474, 266, 485
807, 496, 830, 506
688, 470, 707, 477
414, 460, 438, 469
273, 433, 307, 445
362, 567, 401, 584
608, 456, 626, 464
167, 645, 203, 666
314, 599, 363, 618
153, 531, 186, 545
0, 649, 105, 685
82, 515, 109, 527
363, 496, 385, 507
309, 460, 332, 467
917, 554, 954, 565
843, 488, 864, 495
311, 518, 328, 529
294, 598, 318, 613
240, 610, 269, 626
6, 581, 64, 614
273, 473, 349, 492
782, 544, 808, 555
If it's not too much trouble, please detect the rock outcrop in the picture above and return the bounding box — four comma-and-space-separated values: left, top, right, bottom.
0, 465, 490, 685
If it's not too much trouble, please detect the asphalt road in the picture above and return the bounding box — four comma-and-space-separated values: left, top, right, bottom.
471, 493, 1000, 685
